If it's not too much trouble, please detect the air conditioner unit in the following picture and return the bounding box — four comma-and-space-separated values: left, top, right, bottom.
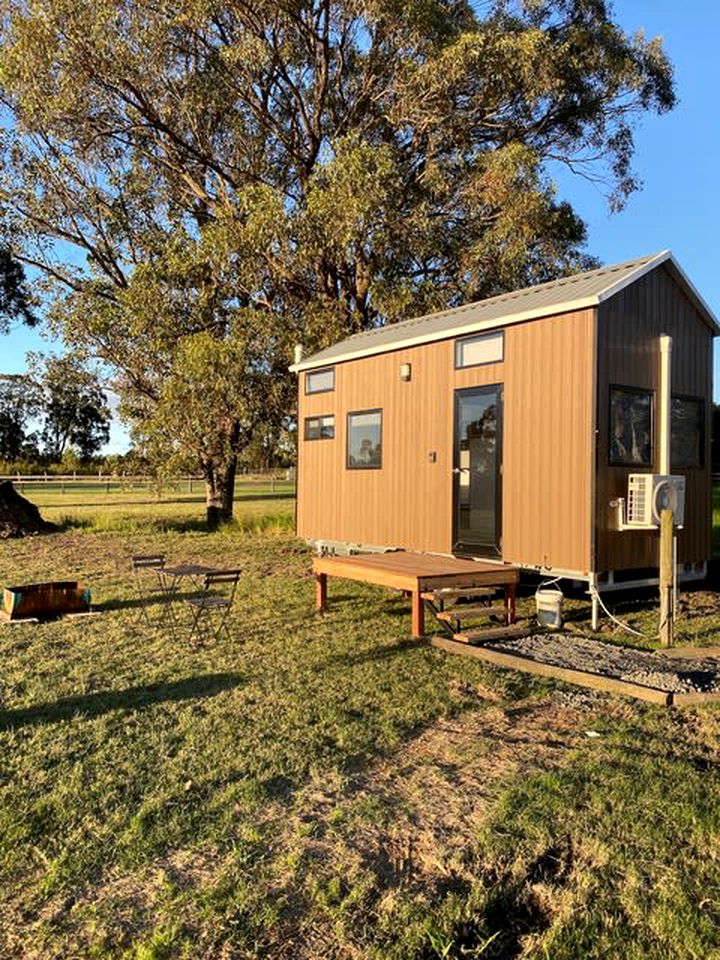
626, 474, 685, 528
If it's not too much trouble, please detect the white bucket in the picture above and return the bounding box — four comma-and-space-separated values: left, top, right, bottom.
535, 587, 564, 629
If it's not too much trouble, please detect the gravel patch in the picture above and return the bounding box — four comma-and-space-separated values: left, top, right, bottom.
491, 633, 720, 694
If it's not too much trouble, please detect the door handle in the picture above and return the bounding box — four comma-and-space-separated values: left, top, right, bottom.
452, 467, 470, 475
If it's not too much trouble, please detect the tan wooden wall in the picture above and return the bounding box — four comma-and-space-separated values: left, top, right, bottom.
297, 306, 596, 573
502, 309, 595, 573
596, 264, 714, 571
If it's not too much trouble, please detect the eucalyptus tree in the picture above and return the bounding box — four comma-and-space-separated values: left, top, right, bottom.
0, 0, 675, 524
26, 353, 111, 461
0, 247, 35, 332
0, 373, 38, 461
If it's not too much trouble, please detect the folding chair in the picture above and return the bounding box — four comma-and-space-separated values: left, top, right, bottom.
130, 554, 167, 628
180, 569, 242, 644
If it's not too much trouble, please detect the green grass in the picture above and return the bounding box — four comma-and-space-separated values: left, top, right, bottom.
25, 478, 296, 535
1, 488, 720, 958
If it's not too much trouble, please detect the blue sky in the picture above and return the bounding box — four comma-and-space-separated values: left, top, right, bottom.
1, 0, 718, 453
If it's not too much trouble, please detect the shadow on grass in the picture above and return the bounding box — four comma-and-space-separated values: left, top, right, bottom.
97, 595, 191, 613
0, 672, 243, 731
57, 512, 295, 535
56, 515, 213, 534
328, 637, 428, 668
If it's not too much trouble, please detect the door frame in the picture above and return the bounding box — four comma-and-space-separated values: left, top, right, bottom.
452, 383, 504, 557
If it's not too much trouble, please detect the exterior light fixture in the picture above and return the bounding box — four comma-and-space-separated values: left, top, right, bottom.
400, 363, 412, 381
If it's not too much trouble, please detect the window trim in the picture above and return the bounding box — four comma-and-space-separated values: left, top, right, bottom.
454, 331, 504, 370
304, 366, 335, 395
608, 384, 655, 467
346, 408, 383, 471
671, 393, 705, 469
303, 414, 335, 441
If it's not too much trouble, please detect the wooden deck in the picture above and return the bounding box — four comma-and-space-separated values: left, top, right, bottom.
312, 552, 518, 637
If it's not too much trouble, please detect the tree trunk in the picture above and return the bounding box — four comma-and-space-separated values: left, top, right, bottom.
203, 456, 237, 529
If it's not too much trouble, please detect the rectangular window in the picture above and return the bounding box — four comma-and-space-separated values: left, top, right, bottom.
671, 396, 704, 469
305, 367, 335, 394
304, 415, 335, 441
609, 386, 653, 466
347, 409, 382, 469
455, 331, 504, 368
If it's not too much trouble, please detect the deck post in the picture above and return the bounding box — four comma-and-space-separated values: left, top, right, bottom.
411, 590, 425, 637
504, 583, 517, 624
315, 573, 328, 612
659, 508, 674, 647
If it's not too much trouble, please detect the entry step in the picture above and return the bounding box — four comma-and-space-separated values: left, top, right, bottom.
421, 587, 497, 603
453, 624, 528, 645
436, 605, 507, 623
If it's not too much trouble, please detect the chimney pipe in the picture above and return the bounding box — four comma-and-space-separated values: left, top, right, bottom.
659, 334, 672, 475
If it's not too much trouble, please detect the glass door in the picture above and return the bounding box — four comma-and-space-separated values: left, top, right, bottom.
453, 385, 502, 556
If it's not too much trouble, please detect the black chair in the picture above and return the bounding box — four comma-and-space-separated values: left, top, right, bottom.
130, 554, 167, 628
180, 569, 242, 644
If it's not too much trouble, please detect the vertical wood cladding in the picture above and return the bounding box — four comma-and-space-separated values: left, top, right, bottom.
297, 262, 714, 574
502, 309, 595, 573
297, 307, 595, 572
596, 264, 713, 571
298, 340, 460, 554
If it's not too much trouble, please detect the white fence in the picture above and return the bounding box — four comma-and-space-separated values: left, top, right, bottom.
3, 473, 297, 496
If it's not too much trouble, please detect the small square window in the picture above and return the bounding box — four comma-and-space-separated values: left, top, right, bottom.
304, 415, 335, 441
305, 367, 335, 394
455, 331, 504, 368
609, 386, 653, 466
671, 397, 704, 469
347, 410, 382, 469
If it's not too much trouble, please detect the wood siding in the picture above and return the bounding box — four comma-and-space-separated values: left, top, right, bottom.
297, 307, 596, 573
502, 309, 595, 573
596, 264, 713, 571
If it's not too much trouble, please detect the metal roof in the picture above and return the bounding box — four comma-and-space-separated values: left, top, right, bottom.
291, 250, 719, 372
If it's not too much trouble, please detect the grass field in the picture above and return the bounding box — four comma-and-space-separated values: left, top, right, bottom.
1, 486, 720, 959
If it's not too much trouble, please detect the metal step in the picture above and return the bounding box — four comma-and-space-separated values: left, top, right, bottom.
436, 605, 507, 623
452, 624, 527, 645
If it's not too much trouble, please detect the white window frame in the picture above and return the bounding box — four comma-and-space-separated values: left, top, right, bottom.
305, 366, 335, 394
455, 331, 504, 369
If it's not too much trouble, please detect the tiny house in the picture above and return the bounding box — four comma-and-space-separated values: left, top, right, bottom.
291, 251, 718, 596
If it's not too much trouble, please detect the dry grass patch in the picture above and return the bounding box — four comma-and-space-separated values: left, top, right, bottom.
259, 694, 598, 959
0, 692, 594, 960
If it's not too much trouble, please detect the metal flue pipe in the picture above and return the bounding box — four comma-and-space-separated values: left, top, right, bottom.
659, 334, 672, 475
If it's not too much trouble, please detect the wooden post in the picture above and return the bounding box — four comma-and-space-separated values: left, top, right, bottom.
659, 508, 674, 648
411, 590, 425, 638
504, 583, 517, 625
315, 573, 327, 612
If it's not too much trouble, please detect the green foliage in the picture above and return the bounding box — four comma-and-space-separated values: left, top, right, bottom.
0, 0, 676, 518
26, 352, 110, 460
0, 372, 39, 460
0, 245, 36, 331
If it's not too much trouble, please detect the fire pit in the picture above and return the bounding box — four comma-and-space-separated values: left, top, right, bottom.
2, 581, 92, 621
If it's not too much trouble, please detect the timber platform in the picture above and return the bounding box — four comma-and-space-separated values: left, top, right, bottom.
312, 551, 518, 638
